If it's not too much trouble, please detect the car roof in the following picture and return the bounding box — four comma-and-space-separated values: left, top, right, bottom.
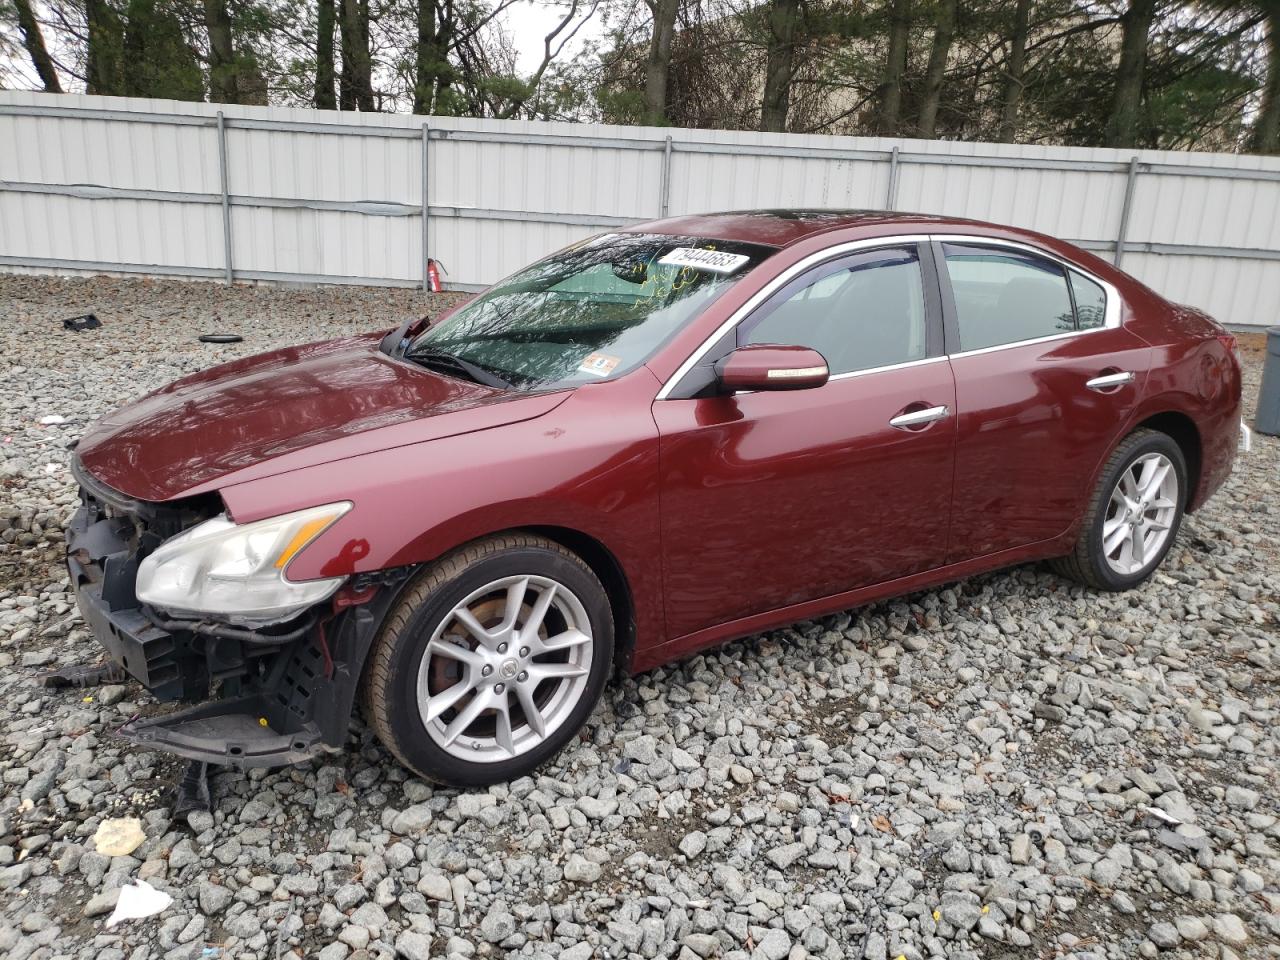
624, 209, 1040, 249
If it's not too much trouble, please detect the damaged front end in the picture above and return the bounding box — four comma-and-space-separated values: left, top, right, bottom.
65, 458, 405, 768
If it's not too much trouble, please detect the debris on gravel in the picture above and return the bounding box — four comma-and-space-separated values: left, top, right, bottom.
1, 276, 1277, 960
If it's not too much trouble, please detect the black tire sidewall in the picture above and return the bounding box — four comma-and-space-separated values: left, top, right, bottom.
1087, 433, 1187, 590
379, 546, 613, 786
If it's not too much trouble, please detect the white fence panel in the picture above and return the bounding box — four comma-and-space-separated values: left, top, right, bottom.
2, 90, 1280, 328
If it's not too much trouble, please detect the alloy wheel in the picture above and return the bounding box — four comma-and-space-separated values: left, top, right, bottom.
1102, 452, 1179, 576
414, 574, 593, 763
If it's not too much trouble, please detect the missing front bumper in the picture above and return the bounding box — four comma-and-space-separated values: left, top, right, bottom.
66, 496, 407, 770
117, 694, 329, 768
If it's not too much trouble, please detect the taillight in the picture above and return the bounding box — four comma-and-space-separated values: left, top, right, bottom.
1216, 332, 1238, 358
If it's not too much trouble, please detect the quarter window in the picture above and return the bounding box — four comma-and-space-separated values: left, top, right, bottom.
1069, 270, 1108, 330
943, 244, 1075, 351
742, 248, 927, 375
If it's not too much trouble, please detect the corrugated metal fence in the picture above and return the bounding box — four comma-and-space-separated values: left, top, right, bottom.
2, 90, 1279, 328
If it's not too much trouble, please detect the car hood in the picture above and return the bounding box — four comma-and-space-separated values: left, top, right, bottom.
76, 334, 569, 503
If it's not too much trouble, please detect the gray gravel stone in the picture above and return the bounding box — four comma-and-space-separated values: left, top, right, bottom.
479, 907, 515, 943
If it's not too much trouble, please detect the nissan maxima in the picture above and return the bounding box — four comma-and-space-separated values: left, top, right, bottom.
65, 210, 1243, 785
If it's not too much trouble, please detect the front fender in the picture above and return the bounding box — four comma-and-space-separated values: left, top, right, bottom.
218, 374, 666, 656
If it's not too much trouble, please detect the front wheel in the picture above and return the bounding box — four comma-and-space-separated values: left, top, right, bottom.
362, 534, 614, 786
1052, 428, 1187, 591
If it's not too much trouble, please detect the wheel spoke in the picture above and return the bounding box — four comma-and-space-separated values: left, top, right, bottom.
521, 583, 558, 640
1121, 468, 1140, 499
493, 697, 515, 757
1103, 521, 1130, 555
1141, 461, 1170, 500
527, 661, 589, 682
1130, 524, 1147, 566
441, 691, 491, 748
535, 628, 591, 655
515, 681, 546, 740
501, 577, 530, 633
423, 678, 473, 723
427, 638, 485, 670
1150, 496, 1176, 511
453, 607, 496, 649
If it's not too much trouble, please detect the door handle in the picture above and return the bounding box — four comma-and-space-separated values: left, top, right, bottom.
889, 404, 950, 429
1085, 371, 1135, 391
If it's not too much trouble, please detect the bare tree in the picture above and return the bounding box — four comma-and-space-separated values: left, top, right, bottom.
1105, 0, 1158, 147
414, 0, 453, 113
340, 0, 374, 109
316, 0, 337, 108
997, 0, 1030, 141
1253, 4, 1280, 152
204, 0, 236, 101
645, 0, 679, 123
85, 0, 125, 94
13, 0, 62, 91
877, 0, 910, 134
917, 0, 956, 136
761, 0, 801, 131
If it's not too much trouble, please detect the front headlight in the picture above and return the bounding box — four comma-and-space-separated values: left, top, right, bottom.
137, 502, 352, 624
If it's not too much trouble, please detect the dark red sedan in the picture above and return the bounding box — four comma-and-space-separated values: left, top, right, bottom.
66, 210, 1243, 785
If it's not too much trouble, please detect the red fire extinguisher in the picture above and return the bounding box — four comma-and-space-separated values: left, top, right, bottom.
426, 258, 443, 293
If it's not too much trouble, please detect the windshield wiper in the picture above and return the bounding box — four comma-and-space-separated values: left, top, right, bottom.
403, 348, 515, 390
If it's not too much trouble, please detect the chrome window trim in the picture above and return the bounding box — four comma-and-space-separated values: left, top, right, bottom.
655, 232, 1122, 399
827, 355, 947, 382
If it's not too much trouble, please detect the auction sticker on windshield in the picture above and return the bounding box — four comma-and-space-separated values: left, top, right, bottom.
578, 352, 622, 377
658, 247, 751, 274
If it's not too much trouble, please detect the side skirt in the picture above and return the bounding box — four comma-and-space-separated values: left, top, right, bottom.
631, 532, 1073, 673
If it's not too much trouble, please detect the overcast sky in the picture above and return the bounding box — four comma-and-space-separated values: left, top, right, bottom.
504, 1, 608, 75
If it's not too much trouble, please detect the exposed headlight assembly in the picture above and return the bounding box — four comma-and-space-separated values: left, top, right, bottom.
136, 502, 352, 624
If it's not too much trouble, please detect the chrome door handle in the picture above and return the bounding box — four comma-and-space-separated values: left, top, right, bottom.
889, 404, 950, 429
1086, 371, 1135, 391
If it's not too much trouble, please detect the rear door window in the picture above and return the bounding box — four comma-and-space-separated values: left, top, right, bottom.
943, 244, 1076, 351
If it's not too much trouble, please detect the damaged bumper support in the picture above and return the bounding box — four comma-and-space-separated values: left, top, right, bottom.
65, 468, 402, 769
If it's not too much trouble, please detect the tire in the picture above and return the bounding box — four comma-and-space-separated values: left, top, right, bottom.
362, 534, 614, 786
1052, 428, 1187, 591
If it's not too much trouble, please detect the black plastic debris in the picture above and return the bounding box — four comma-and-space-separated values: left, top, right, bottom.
62, 313, 101, 332
198, 334, 243, 344
39, 660, 126, 689
173, 761, 215, 824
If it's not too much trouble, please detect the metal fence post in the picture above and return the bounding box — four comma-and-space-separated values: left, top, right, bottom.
1114, 155, 1140, 268
885, 145, 900, 211
421, 122, 430, 292
659, 136, 673, 218
216, 111, 233, 284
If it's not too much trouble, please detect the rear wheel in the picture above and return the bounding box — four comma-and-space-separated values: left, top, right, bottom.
1052, 428, 1187, 591
363, 534, 613, 786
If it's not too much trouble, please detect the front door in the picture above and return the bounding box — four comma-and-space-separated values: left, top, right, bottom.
652, 243, 957, 641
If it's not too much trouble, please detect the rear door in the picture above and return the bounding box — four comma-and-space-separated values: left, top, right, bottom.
939, 240, 1152, 561
652, 242, 957, 640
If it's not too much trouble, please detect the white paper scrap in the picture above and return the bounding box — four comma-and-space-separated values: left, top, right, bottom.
106, 880, 173, 928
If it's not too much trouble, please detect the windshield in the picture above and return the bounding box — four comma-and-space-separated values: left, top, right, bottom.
404, 233, 776, 390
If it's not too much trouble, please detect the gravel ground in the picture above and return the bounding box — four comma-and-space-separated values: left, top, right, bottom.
1, 275, 1277, 960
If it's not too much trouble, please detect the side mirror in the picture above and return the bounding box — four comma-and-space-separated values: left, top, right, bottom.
715, 344, 830, 392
